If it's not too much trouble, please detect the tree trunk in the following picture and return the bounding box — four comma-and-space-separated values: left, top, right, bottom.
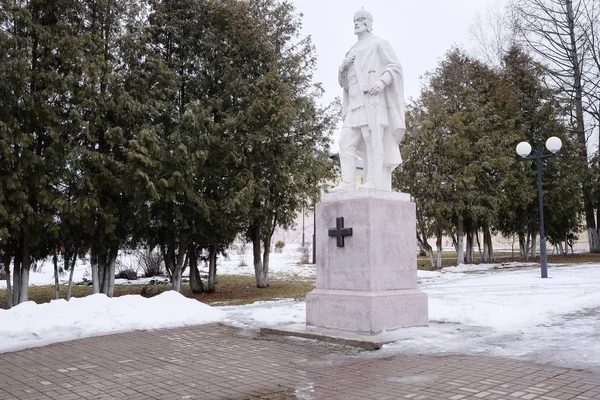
12, 244, 22, 305
456, 217, 465, 265
3, 252, 13, 309
162, 241, 180, 292
519, 232, 526, 257
172, 266, 182, 292
428, 249, 436, 269
435, 228, 443, 269
107, 246, 117, 297
588, 227, 600, 253
173, 240, 187, 293
20, 239, 30, 303
101, 257, 111, 295
164, 239, 187, 293
164, 256, 176, 288
483, 223, 494, 262
250, 223, 267, 288
565, 0, 599, 253
91, 250, 100, 294
67, 251, 77, 301
450, 234, 458, 253
558, 241, 565, 255
262, 235, 272, 286
208, 245, 217, 293
531, 234, 537, 259
476, 230, 483, 261
466, 230, 474, 264
53, 251, 60, 300
188, 245, 205, 294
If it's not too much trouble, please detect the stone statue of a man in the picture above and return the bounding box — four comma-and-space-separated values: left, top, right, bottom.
329, 8, 406, 192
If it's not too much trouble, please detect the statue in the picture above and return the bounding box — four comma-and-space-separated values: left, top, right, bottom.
329, 8, 406, 192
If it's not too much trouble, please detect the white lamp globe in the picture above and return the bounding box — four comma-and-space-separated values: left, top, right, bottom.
516, 142, 532, 158
546, 136, 562, 154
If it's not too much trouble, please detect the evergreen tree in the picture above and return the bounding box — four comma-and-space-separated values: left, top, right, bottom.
243, 0, 335, 288
68, 0, 147, 296
0, 0, 83, 304
500, 46, 580, 257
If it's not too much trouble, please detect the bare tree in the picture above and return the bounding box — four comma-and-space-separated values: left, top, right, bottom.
582, 0, 600, 150
469, 0, 516, 68
513, 0, 600, 252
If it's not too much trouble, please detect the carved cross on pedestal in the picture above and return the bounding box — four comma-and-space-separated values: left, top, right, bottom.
328, 217, 353, 248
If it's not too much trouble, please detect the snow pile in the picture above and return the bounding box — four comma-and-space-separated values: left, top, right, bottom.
0, 291, 226, 353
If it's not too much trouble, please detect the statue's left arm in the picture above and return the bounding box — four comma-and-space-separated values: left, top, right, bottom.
377, 39, 403, 89
376, 39, 406, 142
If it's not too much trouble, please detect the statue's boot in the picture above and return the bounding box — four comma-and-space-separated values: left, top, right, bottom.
328, 154, 357, 193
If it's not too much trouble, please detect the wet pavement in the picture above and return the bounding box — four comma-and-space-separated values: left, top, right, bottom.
1, 324, 599, 399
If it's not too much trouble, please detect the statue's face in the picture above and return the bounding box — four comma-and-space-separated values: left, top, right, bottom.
354, 16, 369, 34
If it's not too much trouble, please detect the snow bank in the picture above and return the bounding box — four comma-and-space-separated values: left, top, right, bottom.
0, 291, 226, 353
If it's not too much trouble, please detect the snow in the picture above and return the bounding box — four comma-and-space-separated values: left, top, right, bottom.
0, 291, 226, 353
1, 245, 600, 373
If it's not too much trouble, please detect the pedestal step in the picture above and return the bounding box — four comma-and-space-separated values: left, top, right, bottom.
306, 288, 428, 334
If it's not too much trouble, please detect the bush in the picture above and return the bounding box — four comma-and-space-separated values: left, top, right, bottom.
297, 245, 311, 265
115, 268, 138, 280
274, 241, 285, 253
235, 238, 249, 267
115, 257, 139, 280
115, 259, 139, 280
137, 249, 165, 277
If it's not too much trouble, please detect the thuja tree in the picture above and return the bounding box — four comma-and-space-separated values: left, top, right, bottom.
433, 49, 520, 263
243, 0, 335, 288
394, 97, 455, 269
134, 0, 275, 292
498, 46, 579, 257
68, 0, 148, 296
0, 0, 83, 304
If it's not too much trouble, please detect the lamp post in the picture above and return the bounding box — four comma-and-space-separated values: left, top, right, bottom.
516, 136, 563, 278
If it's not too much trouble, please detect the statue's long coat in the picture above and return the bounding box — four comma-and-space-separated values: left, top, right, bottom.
339, 35, 406, 167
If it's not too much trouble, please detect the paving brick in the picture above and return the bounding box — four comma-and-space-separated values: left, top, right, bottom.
1, 324, 600, 399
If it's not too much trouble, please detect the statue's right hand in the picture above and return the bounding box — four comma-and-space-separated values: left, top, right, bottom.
341, 54, 355, 71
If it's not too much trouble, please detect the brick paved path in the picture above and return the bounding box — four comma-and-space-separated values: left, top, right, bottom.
1, 324, 599, 400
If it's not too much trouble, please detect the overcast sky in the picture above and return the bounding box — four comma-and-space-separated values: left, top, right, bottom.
292, 0, 503, 104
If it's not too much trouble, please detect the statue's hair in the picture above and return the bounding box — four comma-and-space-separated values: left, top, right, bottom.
354, 8, 373, 32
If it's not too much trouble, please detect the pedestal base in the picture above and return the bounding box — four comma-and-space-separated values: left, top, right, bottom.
306, 190, 429, 334
306, 288, 428, 334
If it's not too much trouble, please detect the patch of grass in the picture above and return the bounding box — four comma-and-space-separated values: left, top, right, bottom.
0, 275, 315, 309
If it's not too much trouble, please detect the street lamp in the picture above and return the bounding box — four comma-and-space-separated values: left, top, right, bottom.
516, 136, 563, 278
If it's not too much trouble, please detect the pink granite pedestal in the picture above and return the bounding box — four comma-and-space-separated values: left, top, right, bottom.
305, 191, 428, 333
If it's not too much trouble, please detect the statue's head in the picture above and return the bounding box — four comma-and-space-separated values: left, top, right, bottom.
354, 8, 373, 34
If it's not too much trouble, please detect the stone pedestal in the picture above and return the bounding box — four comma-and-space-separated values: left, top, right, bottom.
305, 191, 428, 333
